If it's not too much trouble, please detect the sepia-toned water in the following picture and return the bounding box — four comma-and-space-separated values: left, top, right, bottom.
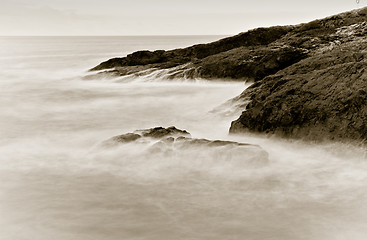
1, 36, 367, 240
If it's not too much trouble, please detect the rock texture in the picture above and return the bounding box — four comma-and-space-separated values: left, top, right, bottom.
230, 9, 367, 141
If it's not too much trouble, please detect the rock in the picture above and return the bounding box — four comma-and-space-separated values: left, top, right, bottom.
230, 22, 367, 141
101, 127, 268, 166
102, 126, 190, 146
195, 45, 308, 80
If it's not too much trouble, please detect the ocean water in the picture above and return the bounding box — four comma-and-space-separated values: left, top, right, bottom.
1, 36, 367, 240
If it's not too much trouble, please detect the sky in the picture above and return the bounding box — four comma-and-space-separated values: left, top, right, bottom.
0, 0, 365, 36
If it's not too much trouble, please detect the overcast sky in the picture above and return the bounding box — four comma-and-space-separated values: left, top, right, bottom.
0, 0, 365, 36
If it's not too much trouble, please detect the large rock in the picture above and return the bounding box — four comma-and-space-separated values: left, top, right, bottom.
230, 18, 367, 141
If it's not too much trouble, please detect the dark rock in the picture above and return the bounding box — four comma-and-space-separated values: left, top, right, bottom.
226, 8, 367, 141
196, 45, 308, 81
125, 50, 167, 66
102, 126, 190, 146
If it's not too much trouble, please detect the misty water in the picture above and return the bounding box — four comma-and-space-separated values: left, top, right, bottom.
1, 36, 367, 240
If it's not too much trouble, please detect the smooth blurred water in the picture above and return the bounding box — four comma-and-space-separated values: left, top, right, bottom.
1, 36, 367, 240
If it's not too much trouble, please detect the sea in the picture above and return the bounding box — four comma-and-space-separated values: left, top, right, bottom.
1, 36, 367, 240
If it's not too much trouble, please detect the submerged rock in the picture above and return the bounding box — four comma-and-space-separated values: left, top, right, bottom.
101, 127, 268, 166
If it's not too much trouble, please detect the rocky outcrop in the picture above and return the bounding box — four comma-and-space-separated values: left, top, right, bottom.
101, 127, 268, 165
230, 14, 367, 141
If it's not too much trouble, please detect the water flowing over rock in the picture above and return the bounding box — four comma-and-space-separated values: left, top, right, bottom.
101, 127, 269, 166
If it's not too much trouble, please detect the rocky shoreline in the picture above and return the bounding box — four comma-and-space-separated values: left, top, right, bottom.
91, 7, 367, 142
